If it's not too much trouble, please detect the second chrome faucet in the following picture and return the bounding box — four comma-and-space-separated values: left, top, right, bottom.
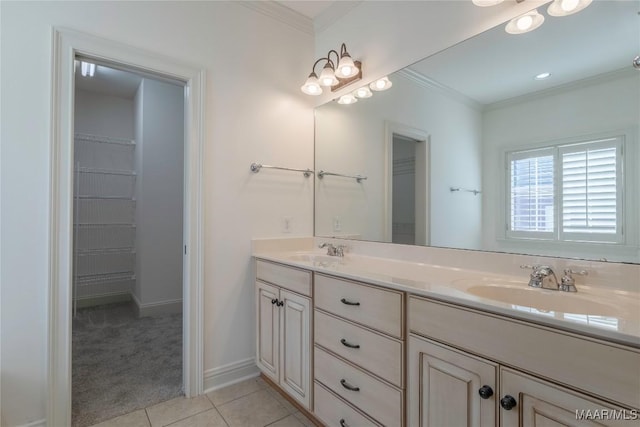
319, 242, 346, 257
521, 265, 587, 292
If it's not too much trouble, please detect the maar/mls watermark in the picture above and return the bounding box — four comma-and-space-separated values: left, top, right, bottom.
575, 409, 639, 421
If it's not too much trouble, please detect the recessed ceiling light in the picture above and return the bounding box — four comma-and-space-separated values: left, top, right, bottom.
535, 72, 551, 80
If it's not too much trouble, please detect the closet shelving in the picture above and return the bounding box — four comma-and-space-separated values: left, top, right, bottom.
73, 133, 137, 311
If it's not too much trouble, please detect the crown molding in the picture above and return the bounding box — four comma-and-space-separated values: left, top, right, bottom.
485, 67, 638, 112
314, 1, 363, 33
398, 68, 483, 111
238, 1, 314, 35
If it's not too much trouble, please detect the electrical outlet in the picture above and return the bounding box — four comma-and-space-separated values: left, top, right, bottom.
333, 216, 341, 232
283, 216, 292, 233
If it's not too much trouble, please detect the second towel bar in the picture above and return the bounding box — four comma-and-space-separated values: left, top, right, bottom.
317, 170, 367, 183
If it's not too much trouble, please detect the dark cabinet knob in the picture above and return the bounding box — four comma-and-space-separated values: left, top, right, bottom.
271, 298, 277, 305
339, 419, 348, 427
500, 395, 517, 410
478, 385, 494, 399
277, 300, 284, 307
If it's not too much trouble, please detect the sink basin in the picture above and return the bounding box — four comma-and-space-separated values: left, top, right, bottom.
466, 284, 619, 316
286, 253, 343, 264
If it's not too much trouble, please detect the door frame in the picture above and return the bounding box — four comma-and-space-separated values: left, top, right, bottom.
384, 121, 430, 244
48, 27, 205, 426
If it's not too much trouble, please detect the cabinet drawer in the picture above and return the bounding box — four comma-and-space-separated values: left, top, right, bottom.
315, 346, 403, 427
256, 260, 311, 296
314, 381, 381, 427
315, 274, 403, 338
409, 296, 640, 409
315, 310, 403, 387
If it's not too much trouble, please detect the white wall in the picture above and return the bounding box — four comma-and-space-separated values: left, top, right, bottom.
482, 72, 640, 262
74, 90, 135, 139
133, 78, 184, 313
315, 73, 483, 249
0, 2, 314, 425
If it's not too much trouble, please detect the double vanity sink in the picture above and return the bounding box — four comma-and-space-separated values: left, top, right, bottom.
267, 249, 639, 345
254, 244, 640, 426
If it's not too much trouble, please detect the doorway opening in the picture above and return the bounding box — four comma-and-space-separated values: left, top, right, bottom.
49, 28, 205, 427
71, 58, 185, 426
384, 122, 430, 245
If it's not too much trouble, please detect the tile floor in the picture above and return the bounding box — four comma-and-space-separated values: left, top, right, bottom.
89, 376, 316, 427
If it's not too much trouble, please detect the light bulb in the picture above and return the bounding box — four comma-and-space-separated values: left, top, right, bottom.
369, 76, 392, 91
547, 0, 591, 16
516, 15, 533, 30
336, 54, 359, 78
300, 73, 323, 96
354, 86, 372, 98
561, 0, 579, 11
319, 64, 338, 87
505, 10, 544, 34
337, 94, 358, 105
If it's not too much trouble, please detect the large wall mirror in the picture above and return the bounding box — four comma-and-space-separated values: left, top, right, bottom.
315, 0, 640, 263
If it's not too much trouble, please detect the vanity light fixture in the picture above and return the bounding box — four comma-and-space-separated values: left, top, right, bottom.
80, 61, 96, 77
370, 76, 393, 91
301, 43, 362, 95
505, 9, 544, 34
337, 94, 358, 105
354, 86, 372, 98
535, 72, 551, 80
547, 0, 592, 16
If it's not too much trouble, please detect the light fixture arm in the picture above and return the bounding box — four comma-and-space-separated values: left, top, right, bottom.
310, 57, 333, 75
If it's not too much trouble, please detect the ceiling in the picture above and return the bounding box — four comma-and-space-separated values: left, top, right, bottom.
408, 0, 640, 106
75, 63, 142, 99
276, 0, 338, 19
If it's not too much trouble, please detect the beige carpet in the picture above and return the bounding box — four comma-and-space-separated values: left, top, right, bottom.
72, 302, 183, 427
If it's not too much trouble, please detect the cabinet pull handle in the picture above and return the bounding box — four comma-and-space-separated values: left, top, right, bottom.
339, 419, 348, 427
340, 298, 360, 306
340, 338, 360, 349
478, 385, 494, 399
277, 300, 284, 307
340, 379, 360, 392
500, 395, 517, 410
271, 299, 277, 305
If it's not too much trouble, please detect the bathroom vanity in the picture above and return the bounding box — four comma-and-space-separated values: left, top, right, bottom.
254, 244, 640, 427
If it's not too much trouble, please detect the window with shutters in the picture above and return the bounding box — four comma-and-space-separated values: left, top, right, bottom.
506, 136, 623, 244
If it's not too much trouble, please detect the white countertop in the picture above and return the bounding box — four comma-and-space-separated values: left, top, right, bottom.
254, 250, 640, 348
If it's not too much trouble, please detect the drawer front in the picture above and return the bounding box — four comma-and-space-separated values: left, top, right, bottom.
314, 381, 381, 427
409, 296, 640, 409
315, 310, 403, 387
315, 346, 403, 427
256, 260, 311, 296
315, 274, 403, 338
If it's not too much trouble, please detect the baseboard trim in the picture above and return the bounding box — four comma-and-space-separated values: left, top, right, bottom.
131, 294, 183, 317
74, 292, 131, 308
203, 357, 259, 393
18, 419, 47, 427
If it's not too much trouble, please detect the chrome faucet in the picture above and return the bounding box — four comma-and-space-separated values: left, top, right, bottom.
521, 265, 560, 290
319, 243, 345, 257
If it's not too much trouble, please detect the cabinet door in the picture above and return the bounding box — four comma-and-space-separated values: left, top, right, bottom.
500, 367, 632, 427
409, 335, 497, 427
279, 289, 312, 409
256, 281, 279, 382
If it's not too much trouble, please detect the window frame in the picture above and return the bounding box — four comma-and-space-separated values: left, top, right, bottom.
504, 134, 625, 245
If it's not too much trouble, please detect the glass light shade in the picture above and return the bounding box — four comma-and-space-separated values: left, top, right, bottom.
369, 76, 393, 91
354, 86, 372, 98
300, 73, 323, 95
547, 0, 592, 16
319, 63, 339, 87
337, 94, 358, 105
336, 54, 359, 78
472, 0, 504, 6
505, 10, 545, 34
535, 72, 551, 80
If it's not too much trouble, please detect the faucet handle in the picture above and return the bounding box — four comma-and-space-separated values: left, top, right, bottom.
564, 269, 588, 276
560, 269, 587, 292
520, 264, 538, 270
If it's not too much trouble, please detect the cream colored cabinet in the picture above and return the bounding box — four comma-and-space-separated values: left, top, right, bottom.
255, 260, 312, 410
408, 335, 497, 427
314, 273, 405, 427
408, 295, 639, 427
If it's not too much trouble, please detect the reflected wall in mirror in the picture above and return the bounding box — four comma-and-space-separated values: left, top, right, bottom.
315, 0, 640, 263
